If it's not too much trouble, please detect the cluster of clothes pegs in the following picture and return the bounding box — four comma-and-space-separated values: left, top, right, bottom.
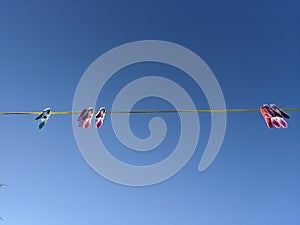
259, 104, 290, 128
77, 107, 106, 129
35, 107, 106, 129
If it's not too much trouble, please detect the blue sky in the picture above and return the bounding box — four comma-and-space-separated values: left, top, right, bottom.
1, 0, 300, 224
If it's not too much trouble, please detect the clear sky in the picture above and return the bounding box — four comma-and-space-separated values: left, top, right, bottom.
1, 0, 300, 224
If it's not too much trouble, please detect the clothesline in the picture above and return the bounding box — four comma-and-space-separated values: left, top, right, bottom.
0, 108, 300, 115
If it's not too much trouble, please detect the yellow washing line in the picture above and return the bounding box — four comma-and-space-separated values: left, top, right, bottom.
0, 108, 300, 115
